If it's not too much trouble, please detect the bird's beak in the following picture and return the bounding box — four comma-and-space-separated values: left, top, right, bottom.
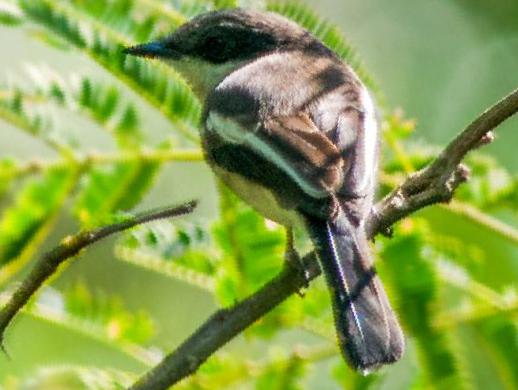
123, 40, 182, 60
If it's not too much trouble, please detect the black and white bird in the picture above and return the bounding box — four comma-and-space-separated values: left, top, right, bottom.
125, 9, 404, 372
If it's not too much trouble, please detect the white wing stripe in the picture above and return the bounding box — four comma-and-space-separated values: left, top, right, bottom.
206, 111, 329, 199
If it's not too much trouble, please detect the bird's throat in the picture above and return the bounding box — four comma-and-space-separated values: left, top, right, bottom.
169, 58, 241, 102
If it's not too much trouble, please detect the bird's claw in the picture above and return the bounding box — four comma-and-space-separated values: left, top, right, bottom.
285, 248, 310, 296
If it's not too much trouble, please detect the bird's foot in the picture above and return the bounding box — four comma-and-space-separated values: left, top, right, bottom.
284, 228, 311, 297
285, 247, 310, 297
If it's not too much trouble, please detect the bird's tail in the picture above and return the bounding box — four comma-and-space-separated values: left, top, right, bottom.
305, 209, 404, 373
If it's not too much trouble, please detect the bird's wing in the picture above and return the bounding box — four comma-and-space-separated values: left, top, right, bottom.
204, 110, 351, 203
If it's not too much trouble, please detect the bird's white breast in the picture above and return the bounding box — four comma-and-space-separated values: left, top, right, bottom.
212, 164, 302, 228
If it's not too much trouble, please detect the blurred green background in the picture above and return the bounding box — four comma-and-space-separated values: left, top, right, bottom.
0, 0, 517, 389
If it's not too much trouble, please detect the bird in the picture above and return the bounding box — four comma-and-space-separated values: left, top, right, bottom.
124, 8, 404, 372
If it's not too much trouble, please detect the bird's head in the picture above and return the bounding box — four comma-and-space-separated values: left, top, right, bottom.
124, 9, 329, 99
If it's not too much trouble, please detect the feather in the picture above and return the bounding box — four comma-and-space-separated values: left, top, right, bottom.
306, 209, 404, 371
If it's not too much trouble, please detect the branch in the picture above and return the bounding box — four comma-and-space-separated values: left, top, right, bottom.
130, 86, 518, 390
4, 148, 204, 180
366, 87, 518, 237
0, 201, 197, 350
130, 253, 321, 390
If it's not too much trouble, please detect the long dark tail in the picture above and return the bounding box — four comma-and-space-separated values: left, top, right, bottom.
306, 210, 404, 372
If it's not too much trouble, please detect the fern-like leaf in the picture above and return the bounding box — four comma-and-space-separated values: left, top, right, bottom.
0, 166, 77, 276
18, 0, 201, 141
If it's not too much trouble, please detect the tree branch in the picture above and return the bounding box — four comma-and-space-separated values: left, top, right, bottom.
130, 253, 321, 390
4, 148, 204, 181
0, 201, 198, 351
366, 87, 518, 237
130, 86, 518, 390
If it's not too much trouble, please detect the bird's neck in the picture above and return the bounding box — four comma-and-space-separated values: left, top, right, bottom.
170, 58, 242, 102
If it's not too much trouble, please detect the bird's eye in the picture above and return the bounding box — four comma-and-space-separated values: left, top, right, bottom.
197, 34, 232, 63
206, 36, 225, 47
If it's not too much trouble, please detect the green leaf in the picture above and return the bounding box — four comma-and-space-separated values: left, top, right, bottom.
115, 219, 218, 291
115, 105, 141, 147
332, 360, 381, 390
456, 154, 515, 210
172, 352, 253, 389
212, 186, 285, 305
74, 160, 160, 226
255, 353, 306, 390
0, 157, 17, 198
66, 0, 162, 42
4, 68, 145, 148
383, 109, 417, 140
61, 282, 155, 344
0, 166, 75, 267
121, 220, 215, 275
0, 87, 64, 149
380, 219, 466, 388
213, 0, 238, 9
0, 0, 23, 25
12, 364, 133, 389
20, 0, 87, 48
247, 278, 333, 340
19, 0, 201, 141
27, 28, 72, 50
472, 316, 518, 388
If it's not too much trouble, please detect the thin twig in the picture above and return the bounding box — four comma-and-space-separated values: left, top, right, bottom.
0, 201, 197, 349
443, 200, 518, 244
366, 87, 518, 237
433, 300, 518, 330
3, 148, 204, 180
131, 86, 518, 390
379, 172, 518, 246
129, 253, 321, 390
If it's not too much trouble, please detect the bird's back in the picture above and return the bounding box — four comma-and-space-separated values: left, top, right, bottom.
203, 50, 377, 221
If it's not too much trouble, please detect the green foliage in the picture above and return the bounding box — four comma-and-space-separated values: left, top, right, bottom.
3, 67, 144, 147
0, 1, 23, 25
8, 365, 133, 389
456, 154, 518, 211
380, 220, 466, 388
212, 186, 286, 304
0, 0, 517, 389
333, 361, 380, 389
254, 353, 306, 390
122, 220, 214, 273
18, 0, 201, 139
50, 282, 153, 344
0, 158, 16, 197
0, 167, 76, 268
474, 316, 518, 388
212, 0, 238, 9
74, 160, 161, 226
0, 84, 64, 150
116, 220, 217, 290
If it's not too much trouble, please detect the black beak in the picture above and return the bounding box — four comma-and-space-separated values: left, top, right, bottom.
123, 41, 182, 60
